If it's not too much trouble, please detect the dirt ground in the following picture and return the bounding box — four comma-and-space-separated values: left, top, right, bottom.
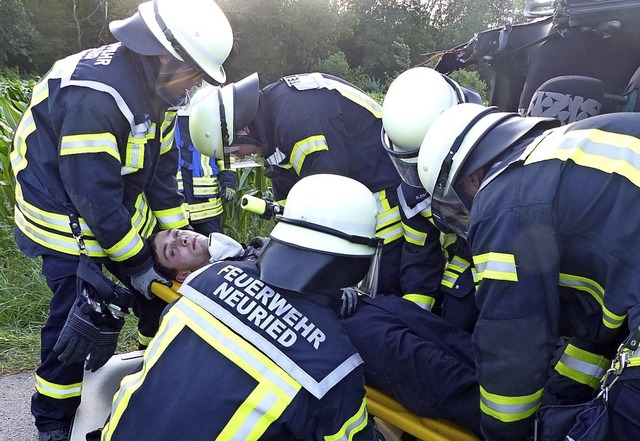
0, 372, 39, 441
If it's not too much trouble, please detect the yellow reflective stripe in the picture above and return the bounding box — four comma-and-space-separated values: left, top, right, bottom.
187, 199, 224, 221
628, 356, 640, 367
34, 374, 82, 399
59, 133, 119, 161
122, 136, 145, 173
10, 112, 36, 174
138, 332, 153, 348
199, 153, 215, 175
325, 398, 369, 441
174, 299, 301, 439
473, 252, 518, 282
131, 193, 157, 239
376, 222, 403, 244
14, 203, 107, 257
325, 78, 382, 118
290, 135, 329, 174
154, 206, 188, 230
11, 77, 51, 174
554, 344, 609, 388
402, 221, 427, 246
192, 175, 219, 188
103, 311, 185, 441
559, 273, 625, 329
403, 294, 435, 311
441, 232, 457, 251
104, 227, 143, 262
15, 188, 89, 233
159, 112, 176, 155
177, 170, 184, 191
442, 256, 473, 289
527, 128, 640, 187
447, 255, 471, 274
373, 189, 390, 211
376, 206, 400, 230
480, 386, 542, 423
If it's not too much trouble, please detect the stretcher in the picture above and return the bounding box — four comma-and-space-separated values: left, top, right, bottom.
151, 282, 481, 441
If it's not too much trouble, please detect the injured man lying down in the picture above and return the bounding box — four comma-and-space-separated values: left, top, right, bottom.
148, 227, 481, 435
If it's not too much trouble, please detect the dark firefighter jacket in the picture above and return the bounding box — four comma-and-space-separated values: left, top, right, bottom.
10, 42, 187, 276
467, 112, 640, 441
398, 182, 479, 331
100, 260, 375, 441
175, 114, 236, 225
256, 72, 403, 245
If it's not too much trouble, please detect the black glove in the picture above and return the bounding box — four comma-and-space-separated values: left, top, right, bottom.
246, 236, 270, 258
54, 288, 126, 371
339, 287, 360, 318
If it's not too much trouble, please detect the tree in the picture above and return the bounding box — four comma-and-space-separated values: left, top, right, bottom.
0, 0, 38, 70
219, 0, 350, 85
24, 0, 138, 75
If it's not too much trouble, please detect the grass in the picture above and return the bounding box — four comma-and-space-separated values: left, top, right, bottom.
0, 225, 141, 375
0, 178, 273, 375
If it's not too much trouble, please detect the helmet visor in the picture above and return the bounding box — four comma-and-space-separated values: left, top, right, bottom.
381, 129, 422, 188
156, 58, 205, 107
431, 178, 471, 239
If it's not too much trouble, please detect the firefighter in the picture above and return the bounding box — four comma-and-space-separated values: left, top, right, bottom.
174, 110, 237, 235
415, 102, 640, 440
98, 174, 385, 441
380, 67, 481, 331
9, 1, 233, 439
186, 72, 406, 296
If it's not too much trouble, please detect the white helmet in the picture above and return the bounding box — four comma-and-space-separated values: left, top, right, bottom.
381, 67, 464, 187
188, 73, 260, 165
257, 174, 383, 294
417, 103, 557, 237
110, 0, 233, 84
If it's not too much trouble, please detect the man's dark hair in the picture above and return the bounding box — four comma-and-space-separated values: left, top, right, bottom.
148, 232, 179, 280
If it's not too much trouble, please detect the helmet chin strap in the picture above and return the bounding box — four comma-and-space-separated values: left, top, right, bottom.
234, 134, 261, 148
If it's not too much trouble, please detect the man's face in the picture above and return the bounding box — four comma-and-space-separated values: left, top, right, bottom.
156, 57, 206, 106
153, 229, 211, 276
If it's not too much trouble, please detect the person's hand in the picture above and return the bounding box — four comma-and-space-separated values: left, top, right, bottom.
247, 236, 270, 258
130, 266, 170, 300
83, 317, 124, 372
339, 287, 360, 318
222, 187, 236, 202
54, 289, 126, 371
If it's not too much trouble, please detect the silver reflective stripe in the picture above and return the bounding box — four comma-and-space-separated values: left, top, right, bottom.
558, 352, 606, 379
229, 390, 280, 441
179, 282, 363, 399
290, 136, 327, 173
34, 375, 82, 399
480, 395, 539, 417
60, 137, 119, 157
266, 148, 287, 166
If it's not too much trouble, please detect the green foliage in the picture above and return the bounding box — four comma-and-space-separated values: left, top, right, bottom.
222, 164, 275, 243
450, 69, 489, 104
315, 52, 383, 94
0, 69, 35, 224
0, 0, 38, 69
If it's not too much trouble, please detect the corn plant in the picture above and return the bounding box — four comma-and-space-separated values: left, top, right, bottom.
222, 163, 275, 242
0, 69, 34, 228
